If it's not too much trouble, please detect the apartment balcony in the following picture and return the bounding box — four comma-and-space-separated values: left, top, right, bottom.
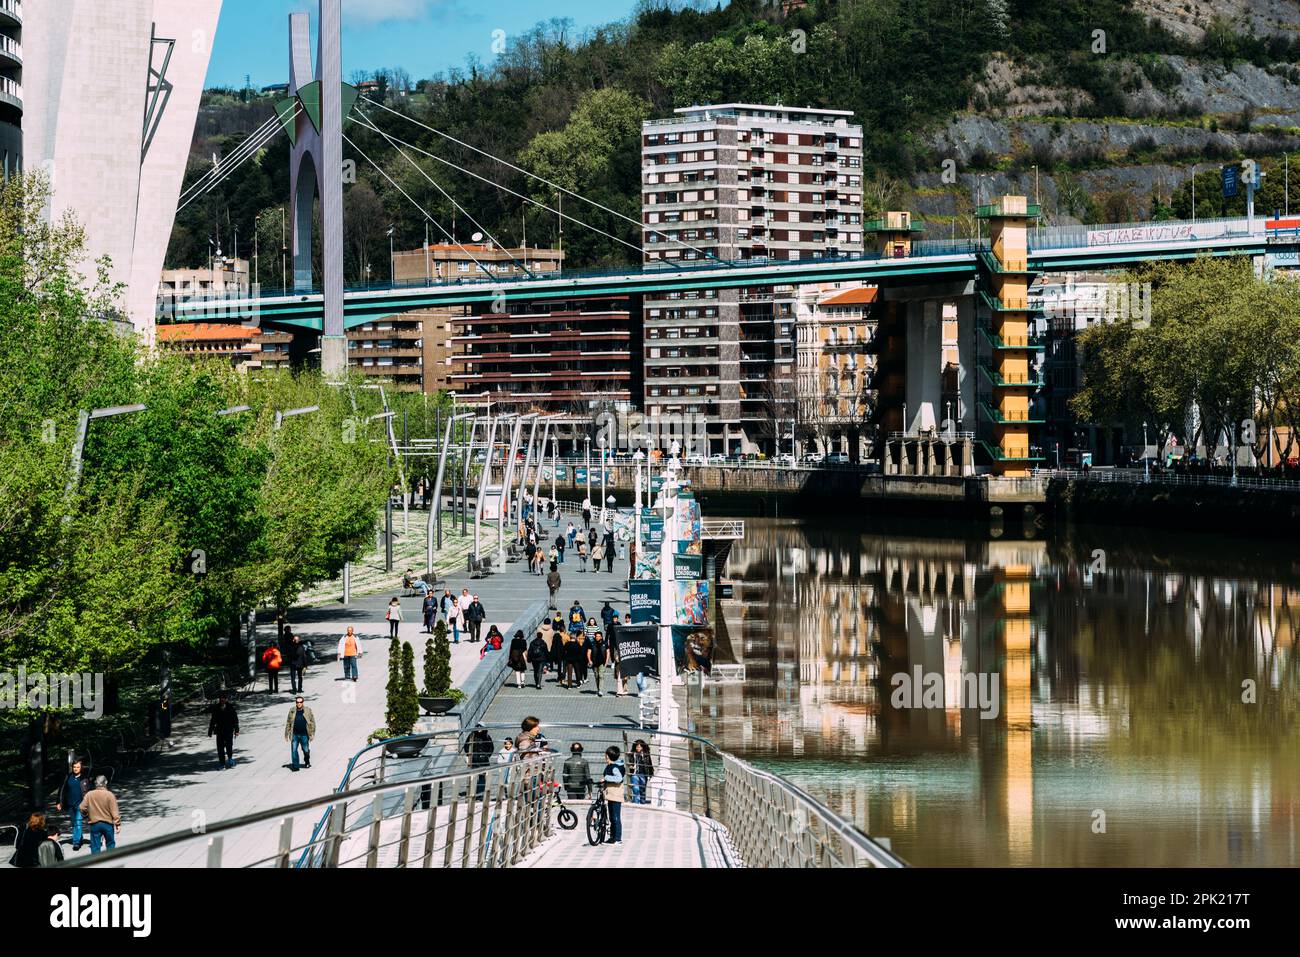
0, 33, 20, 68
358, 363, 423, 377
348, 346, 423, 359
0, 1, 21, 28
0, 75, 20, 112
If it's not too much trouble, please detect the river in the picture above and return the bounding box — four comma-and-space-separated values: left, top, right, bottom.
688, 517, 1300, 866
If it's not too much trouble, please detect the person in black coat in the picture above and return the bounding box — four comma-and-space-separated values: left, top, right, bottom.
207, 692, 240, 769
463, 726, 495, 799
563, 636, 586, 689
11, 812, 61, 868
508, 630, 529, 688
526, 632, 550, 689
603, 530, 616, 572
288, 632, 307, 693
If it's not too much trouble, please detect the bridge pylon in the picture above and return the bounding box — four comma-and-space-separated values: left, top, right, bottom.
287, 0, 347, 377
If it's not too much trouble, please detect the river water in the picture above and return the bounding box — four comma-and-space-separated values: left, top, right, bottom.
688, 517, 1300, 866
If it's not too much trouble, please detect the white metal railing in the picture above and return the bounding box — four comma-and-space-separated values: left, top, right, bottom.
1037, 466, 1300, 493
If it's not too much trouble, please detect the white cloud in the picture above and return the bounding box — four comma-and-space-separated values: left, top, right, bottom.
343, 0, 440, 26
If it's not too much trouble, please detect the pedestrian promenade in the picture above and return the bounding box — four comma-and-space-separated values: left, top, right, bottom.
37, 511, 646, 867
51, 541, 583, 867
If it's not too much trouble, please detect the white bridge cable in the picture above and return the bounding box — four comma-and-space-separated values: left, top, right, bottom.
351, 113, 650, 261
359, 95, 721, 263
179, 101, 300, 206
177, 103, 301, 213
342, 131, 495, 279
353, 107, 534, 279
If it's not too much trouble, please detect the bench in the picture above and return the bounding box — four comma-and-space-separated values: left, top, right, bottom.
505, 543, 524, 564
468, 556, 495, 579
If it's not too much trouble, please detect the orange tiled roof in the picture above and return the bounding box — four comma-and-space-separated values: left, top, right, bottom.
158, 323, 262, 342
818, 287, 878, 307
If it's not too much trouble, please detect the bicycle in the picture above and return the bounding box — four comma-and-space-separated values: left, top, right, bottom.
586, 784, 608, 846
553, 788, 578, 831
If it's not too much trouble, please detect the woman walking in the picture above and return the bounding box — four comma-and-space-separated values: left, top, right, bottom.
628, 738, 654, 805
577, 539, 589, 572
385, 597, 402, 639
508, 629, 529, 688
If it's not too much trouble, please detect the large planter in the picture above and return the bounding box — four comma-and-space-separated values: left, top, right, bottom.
384, 736, 429, 758
419, 695, 458, 716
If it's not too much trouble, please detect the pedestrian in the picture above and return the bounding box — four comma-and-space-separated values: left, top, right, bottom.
567, 601, 586, 640
386, 597, 403, 639
563, 743, 593, 799
588, 526, 598, 551
79, 775, 121, 855
496, 738, 515, 764
483, 624, 505, 652
604, 529, 616, 573
508, 629, 529, 687
600, 746, 625, 845
463, 724, 494, 798
589, 629, 610, 697
261, 641, 282, 693
555, 532, 566, 564
591, 538, 606, 571
566, 521, 577, 550
288, 632, 307, 694
10, 812, 62, 867
582, 496, 592, 529
549, 544, 559, 567
548, 623, 566, 680
440, 588, 455, 627
564, 633, 586, 690
422, 591, 437, 633
285, 696, 315, 772
527, 631, 549, 689
457, 588, 473, 643
466, 594, 486, 643
56, 758, 86, 851
600, 601, 615, 634
628, 738, 654, 805
338, 625, 362, 681
547, 563, 562, 606
207, 691, 240, 769
577, 539, 589, 572
447, 590, 462, 644
514, 716, 546, 756
609, 612, 632, 695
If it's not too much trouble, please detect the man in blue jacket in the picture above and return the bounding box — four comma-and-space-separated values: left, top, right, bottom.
55, 758, 86, 850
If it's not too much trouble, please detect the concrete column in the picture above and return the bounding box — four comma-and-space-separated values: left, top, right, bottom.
318, 0, 347, 378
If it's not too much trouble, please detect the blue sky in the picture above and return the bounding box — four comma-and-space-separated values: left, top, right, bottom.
206, 0, 642, 90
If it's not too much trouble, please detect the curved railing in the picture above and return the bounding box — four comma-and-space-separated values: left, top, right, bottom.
66, 724, 903, 869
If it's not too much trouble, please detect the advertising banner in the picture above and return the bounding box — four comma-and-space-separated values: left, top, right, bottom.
612, 624, 659, 679
672, 579, 710, 627
639, 511, 664, 546
673, 553, 703, 580
628, 581, 660, 624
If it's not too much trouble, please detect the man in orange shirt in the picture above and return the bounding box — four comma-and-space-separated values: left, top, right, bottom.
338, 626, 362, 682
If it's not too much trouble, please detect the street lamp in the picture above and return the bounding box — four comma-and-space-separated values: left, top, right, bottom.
387, 225, 395, 284
65, 404, 148, 503
274, 405, 320, 431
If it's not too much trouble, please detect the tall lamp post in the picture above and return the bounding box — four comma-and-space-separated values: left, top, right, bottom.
653, 461, 681, 807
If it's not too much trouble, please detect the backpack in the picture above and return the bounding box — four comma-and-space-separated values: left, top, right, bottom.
263, 646, 282, 670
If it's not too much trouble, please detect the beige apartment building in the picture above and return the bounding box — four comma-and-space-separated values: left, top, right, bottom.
795, 284, 879, 460
641, 103, 866, 454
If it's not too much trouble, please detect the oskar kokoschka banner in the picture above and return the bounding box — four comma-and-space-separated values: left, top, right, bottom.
612, 624, 659, 679
628, 579, 710, 626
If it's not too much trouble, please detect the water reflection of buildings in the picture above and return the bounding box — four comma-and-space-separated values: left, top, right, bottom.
698, 519, 1300, 866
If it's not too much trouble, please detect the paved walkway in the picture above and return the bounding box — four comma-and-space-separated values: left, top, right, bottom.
53, 526, 607, 868
518, 806, 738, 868
45, 514, 659, 868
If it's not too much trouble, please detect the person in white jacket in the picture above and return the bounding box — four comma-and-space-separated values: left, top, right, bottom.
456, 588, 473, 644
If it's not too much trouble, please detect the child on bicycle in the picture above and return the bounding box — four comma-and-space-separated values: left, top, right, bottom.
601, 746, 626, 845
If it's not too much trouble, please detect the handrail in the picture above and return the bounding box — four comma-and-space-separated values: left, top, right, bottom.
68, 724, 903, 869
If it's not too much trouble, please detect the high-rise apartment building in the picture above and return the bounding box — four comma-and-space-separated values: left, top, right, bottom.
0, 1, 19, 180
641, 104, 866, 454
